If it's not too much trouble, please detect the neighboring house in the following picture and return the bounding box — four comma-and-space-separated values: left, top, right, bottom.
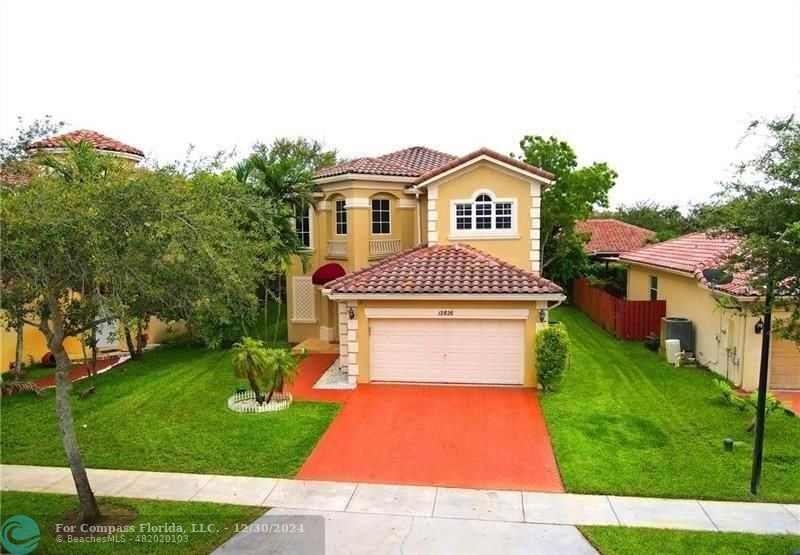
621, 232, 800, 391
287, 146, 565, 386
575, 218, 655, 260
0, 130, 170, 372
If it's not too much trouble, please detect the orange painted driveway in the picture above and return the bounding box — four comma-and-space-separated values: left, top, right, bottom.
297, 384, 563, 492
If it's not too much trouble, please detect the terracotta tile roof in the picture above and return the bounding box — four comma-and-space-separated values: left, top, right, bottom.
575, 219, 656, 255
620, 232, 759, 296
326, 244, 563, 295
313, 146, 555, 184
0, 161, 35, 188
413, 147, 555, 185
315, 146, 457, 179
27, 129, 144, 158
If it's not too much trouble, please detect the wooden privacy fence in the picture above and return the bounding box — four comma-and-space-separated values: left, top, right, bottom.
572, 278, 666, 340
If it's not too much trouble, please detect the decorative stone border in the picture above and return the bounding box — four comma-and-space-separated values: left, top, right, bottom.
227, 391, 293, 413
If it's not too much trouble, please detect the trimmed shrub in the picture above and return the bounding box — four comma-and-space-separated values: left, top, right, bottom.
536, 325, 571, 391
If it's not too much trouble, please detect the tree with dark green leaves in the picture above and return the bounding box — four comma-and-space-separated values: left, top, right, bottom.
702, 115, 800, 494
251, 137, 338, 174
704, 116, 800, 343
518, 135, 617, 285
594, 200, 703, 241
1, 141, 268, 523
0, 116, 66, 378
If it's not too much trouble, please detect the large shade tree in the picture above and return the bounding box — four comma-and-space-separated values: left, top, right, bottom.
702, 115, 800, 494
0, 116, 66, 379
518, 135, 617, 285
1, 141, 266, 522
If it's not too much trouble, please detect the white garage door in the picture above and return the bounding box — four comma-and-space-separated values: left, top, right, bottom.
770, 338, 800, 390
369, 318, 524, 384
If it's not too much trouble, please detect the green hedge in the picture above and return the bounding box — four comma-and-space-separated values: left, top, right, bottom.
535, 325, 570, 391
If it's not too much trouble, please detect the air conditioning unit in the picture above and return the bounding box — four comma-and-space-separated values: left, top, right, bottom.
661, 317, 694, 355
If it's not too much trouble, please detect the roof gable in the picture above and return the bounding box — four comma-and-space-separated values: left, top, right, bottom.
413, 148, 554, 186
325, 243, 562, 295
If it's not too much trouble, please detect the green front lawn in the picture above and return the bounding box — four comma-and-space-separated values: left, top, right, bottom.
0, 346, 339, 477
542, 306, 800, 503
581, 526, 800, 555
0, 491, 262, 554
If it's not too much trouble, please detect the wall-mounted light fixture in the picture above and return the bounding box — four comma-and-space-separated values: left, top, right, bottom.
348, 307, 355, 320
754, 318, 764, 334
538, 309, 547, 323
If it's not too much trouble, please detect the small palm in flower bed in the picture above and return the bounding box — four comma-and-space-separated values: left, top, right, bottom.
232, 337, 306, 405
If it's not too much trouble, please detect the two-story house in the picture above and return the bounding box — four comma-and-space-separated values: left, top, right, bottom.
287, 146, 565, 387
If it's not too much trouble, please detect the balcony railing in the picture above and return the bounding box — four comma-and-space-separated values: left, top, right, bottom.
327, 240, 348, 258
369, 239, 401, 258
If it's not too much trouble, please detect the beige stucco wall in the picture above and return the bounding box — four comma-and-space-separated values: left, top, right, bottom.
0, 313, 171, 372
287, 180, 422, 343
427, 161, 541, 273
627, 264, 795, 390
341, 298, 551, 388
287, 162, 547, 346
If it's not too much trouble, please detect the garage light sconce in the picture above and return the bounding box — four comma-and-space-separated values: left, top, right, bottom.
754, 318, 764, 334
538, 309, 547, 323
348, 307, 355, 320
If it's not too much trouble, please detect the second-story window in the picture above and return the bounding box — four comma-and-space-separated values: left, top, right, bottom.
451, 191, 517, 235
371, 198, 390, 234
295, 205, 311, 248
335, 199, 347, 235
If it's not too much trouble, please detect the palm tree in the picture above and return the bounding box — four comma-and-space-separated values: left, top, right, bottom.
263, 347, 307, 404
235, 155, 315, 343
232, 337, 271, 404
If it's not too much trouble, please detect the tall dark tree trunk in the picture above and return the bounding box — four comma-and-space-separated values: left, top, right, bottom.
90, 326, 97, 375
135, 319, 144, 358
263, 278, 270, 340
273, 275, 283, 345
46, 300, 101, 524
12, 317, 24, 381
123, 325, 137, 359
80, 332, 90, 377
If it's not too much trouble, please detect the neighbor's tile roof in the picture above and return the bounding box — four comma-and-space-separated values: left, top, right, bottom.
315, 146, 457, 179
0, 161, 35, 188
620, 232, 759, 296
28, 129, 144, 158
326, 243, 563, 295
575, 219, 656, 255
314, 146, 555, 183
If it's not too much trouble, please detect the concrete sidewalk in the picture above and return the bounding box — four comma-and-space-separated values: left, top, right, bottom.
2, 464, 798, 536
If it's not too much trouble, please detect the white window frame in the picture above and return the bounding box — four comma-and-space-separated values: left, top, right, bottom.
449, 189, 518, 239
649, 276, 658, 301
294, 204, 314, 250
370, 197, 391, 235
334, 199, 347, 235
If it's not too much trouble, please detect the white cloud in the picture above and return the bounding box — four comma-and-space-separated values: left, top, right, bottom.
2, 0, 798, 208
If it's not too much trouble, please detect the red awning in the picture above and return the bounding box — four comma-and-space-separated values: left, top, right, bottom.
312, 263, 346, 285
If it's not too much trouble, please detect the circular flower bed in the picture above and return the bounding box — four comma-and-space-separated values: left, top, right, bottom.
227, 390, 292, 413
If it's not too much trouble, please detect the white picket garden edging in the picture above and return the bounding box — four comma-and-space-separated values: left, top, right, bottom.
227, 391, 292, 413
